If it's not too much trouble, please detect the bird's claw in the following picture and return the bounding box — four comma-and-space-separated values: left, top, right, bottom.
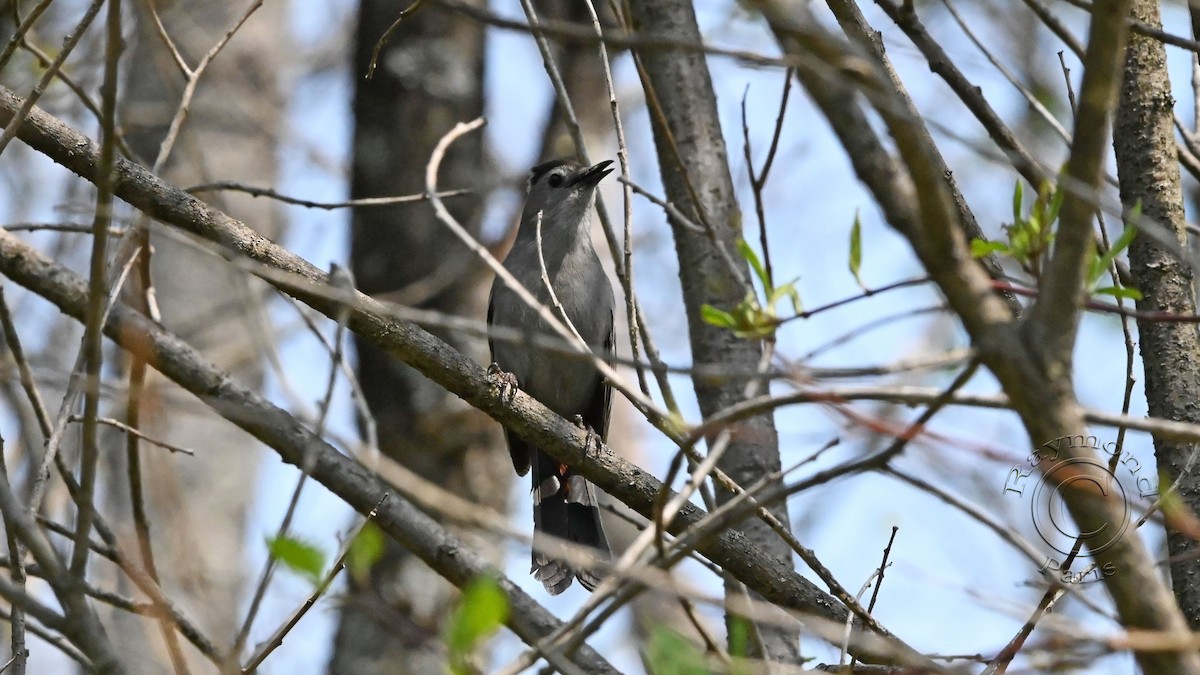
573, 414, 601, 460
487, 363, 519, 404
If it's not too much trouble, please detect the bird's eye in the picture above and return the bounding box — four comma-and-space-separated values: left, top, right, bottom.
547, 173, 564, 188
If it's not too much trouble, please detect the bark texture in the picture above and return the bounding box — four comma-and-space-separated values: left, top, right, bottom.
0, 84, 936, 668
0, 229, 620, 675
627, 0, 798, 662
1114, 0, 1200, 628
753, 1, 1200, 671
330, 1, 508, 672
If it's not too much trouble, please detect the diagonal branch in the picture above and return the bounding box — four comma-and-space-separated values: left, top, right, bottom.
1114, 0, 1200, 629
0, 91, 935, 668
0, 230, 618, 675
1027, 0, 1134, 363
0, 441, 120, 672
0, 219, 937, 673
749, 3, 1200, 672
625, 0, 796, 661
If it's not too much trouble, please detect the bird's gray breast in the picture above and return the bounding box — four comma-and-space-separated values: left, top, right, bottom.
490, 242, 613, 418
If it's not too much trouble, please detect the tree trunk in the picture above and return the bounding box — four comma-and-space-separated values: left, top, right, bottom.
1114, 0, 1200, 628
329, 1, 507, 672
627, 0, 799, 662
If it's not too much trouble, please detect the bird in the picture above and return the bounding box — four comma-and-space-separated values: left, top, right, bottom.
487, 158, 615, 594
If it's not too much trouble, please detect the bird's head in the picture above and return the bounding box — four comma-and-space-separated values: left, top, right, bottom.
520, 159, 613, 236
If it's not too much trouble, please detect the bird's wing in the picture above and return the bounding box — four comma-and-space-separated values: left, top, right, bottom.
583, 307, 615, 441
486, 284, 498, 366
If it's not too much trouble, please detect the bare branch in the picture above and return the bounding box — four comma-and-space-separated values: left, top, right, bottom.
1027, 0, 1133, 355
0, 229, 619, 674
0, 216, 929, 669
0, 0, 107, 159
186, 181, 471, 210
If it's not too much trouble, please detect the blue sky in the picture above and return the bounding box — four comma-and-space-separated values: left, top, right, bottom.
224, 1, 1199, 672
8, 0, 1200, 672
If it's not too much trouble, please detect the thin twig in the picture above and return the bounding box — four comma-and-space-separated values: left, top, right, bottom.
0, 390, 27, 675
66, 415, 195, 455
1020, 0, 1084, 56
151, 0, 265, 170
0, 443, 121, 670
741, 69, 793, 290
70, 0, 124, 585
522, 0, 686, 429
423, 118, 666, 425
866, 527, 898, 614
123, 350, 188, 673
1, 223, 123, 235
31, 248, 142, 515
186, 182, 470, 210
278, 296, 380, 454
0, 0, 107, 159
0, 0, 55, 71
875, 0, 1048, 189
0, 606, 84, 668
365, 0, 425, 78
142, 0, 190, 75
850, 527, 899, 671
1061, 0, 1200, 54
534, 210, 584, 343
15, 39, 136, 159
240, 495, 388, 672
231, 266, 355, 662
0, 288, 51, 438
583, 0, 656, 406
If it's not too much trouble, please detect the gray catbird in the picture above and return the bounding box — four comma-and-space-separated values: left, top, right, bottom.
487, 158, 615, 594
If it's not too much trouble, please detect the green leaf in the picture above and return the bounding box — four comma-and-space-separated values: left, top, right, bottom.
445, 576, 509, 674
1012, 180, 1024, 226
1009, 225, 1030, 256
1045, 183, 1065, 225
849, 210, 863, 288
700, 304, 737, 329
731, 295, 777, 338
1091, 224, 1139, 285
1111, 221, 1138, 255
768, 280, 802, 315
736, 238, 770, 292
645, 626, 711, 675
1094, 285, 1143, 301
970, 239, 1008, 258
265, 534, 326, 586
784, 283, 802, 315
346, 522, 385, 586
1026, 210, 1041, 236
732, 297, 761, 326
728, 615, 751, 658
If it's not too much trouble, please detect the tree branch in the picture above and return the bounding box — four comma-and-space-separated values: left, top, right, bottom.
1114, 0, 1200, 629
748, 3, 1200, 672
1028, 0, 1134, 363
0, 229, 618, 675
0, 87, 935, 667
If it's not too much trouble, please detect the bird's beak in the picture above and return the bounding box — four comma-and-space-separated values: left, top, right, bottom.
570, 160, 615, 188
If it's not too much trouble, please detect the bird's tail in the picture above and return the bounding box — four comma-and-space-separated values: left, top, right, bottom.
530, 449, 611, 595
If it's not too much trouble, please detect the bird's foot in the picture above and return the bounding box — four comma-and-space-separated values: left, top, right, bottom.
486, 363, 518, 404
573, 414, 601, 460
